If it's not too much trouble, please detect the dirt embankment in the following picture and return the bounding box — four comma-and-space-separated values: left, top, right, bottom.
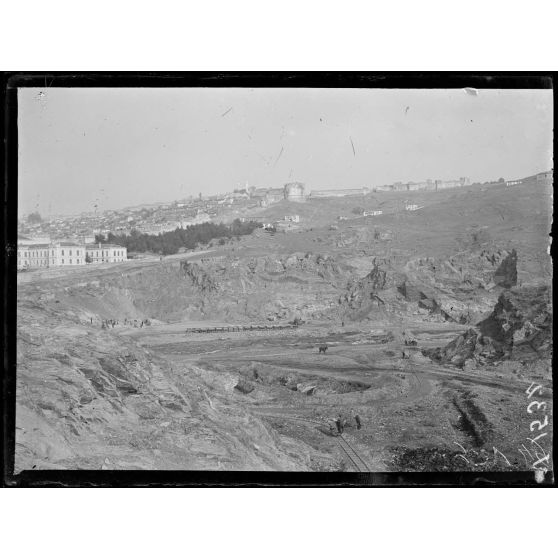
16, 296, 317, 471
22, 253, 355, 326
21, 245, 527, 332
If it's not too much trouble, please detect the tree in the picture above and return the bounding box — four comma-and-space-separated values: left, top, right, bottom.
28, 212, 42, 224
107, 220, 261, 256
94, 233, 106, 243
85, 254, 92, 263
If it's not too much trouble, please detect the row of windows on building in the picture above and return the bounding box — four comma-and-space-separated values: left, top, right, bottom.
17, 244, 127, 269
19, 258, 83, 266
19, 249, 125, 257
20, 248, 84, 258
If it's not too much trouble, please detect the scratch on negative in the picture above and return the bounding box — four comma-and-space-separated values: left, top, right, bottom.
274, 146, 284, 166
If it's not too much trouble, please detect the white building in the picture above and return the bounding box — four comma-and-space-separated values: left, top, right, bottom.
85, 243, 127, 264
310, 188, 366, 198
17, 239, 127, 270
405, 204, 423, 211
283, 182, 306, 202
52, 241, 87, 266
284, 215, 300, 223
17, 243, 51, 269
17, 241, 86, 269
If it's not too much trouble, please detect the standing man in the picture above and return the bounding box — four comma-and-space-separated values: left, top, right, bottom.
336, 415, 344, 434
334, 417, 342, 435
354, 413, 362, 430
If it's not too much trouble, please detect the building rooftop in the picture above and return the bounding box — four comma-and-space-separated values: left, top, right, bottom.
57, 241, 85, 247
86, 243, 126, 249
18, 243, 50, 249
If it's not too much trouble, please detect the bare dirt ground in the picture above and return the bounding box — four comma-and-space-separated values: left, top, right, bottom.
15, 180, 553, 473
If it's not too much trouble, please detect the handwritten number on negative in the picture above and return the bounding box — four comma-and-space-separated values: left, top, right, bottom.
528, 432, 548, 444
526, 383, 543, 398
527, 400, 547, 413
532, 453, 550, 469
530, 416, 549, 432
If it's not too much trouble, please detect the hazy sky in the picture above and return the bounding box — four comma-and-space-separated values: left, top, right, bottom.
18, 87, 553, 216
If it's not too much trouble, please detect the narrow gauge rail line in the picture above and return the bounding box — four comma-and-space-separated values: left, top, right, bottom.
253, 410, 371, 473
338, 434, 370, 473
182, 324, 299, 334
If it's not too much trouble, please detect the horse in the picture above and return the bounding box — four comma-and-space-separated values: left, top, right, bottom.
318, 345, 328, 354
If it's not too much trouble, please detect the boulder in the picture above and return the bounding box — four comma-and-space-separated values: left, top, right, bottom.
399, 281, 423, 302
477, 285, 551, 355
234, 379, 255, 394
493, 249, 517, 288
423, 328, 479, 368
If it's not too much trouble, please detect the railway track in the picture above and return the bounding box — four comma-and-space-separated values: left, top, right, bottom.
337, 434, 370, 473
182, 324, 298, 334
253, 410, 371, 473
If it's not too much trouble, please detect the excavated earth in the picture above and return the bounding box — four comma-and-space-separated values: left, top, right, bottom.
15, 181, 553, 473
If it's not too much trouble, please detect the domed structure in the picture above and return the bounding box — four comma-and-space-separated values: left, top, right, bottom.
283, 182, 306, 203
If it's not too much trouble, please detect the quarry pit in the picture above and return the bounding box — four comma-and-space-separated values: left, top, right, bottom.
15, 183, 553, 473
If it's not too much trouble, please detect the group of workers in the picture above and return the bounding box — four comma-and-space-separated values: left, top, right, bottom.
331, 412, 362, 435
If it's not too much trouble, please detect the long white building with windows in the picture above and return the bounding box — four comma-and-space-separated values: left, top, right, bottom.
17, 240, 126, 270
85, 243, 127, 264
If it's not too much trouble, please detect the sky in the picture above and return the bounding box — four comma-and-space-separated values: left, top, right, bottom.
18, 87, 553, 217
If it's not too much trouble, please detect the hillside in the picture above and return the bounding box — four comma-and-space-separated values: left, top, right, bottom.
15, 176, 553, 473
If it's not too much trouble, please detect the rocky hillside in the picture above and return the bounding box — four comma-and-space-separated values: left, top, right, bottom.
16, 295, 315, 471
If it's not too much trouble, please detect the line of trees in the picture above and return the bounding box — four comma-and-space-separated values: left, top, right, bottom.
95, 219, 262, 255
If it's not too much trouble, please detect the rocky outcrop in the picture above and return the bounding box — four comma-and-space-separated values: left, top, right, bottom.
424, 328, 481, 367
397, 249, 519, 324
340, 261, 389, 315
493, 249, 517, 288
477, 285, 551, 356
180, 261, 218, 292
424, 285, 552, 367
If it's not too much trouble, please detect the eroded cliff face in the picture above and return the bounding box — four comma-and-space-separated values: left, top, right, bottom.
18, 246, 528, 335
29, 254, 352, 325
478, 285, 552, 356
424, 285, 552, 369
